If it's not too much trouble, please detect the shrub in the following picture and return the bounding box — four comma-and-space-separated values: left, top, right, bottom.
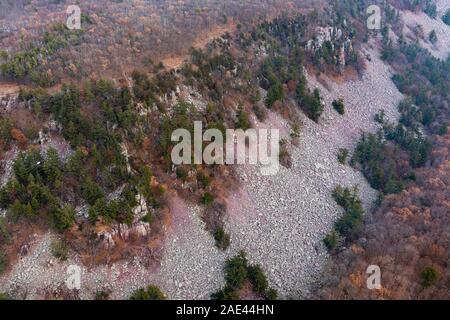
438, 124, 448, 135
0, 292, 10, 300
279, 139, 292, 168
265, 288, 278, 300
236, 107, 251, 130
351, 132, 413, 193
374, 192, 385, 208
247, 265, 268, 294
50, 204, 75, 231
0, 217, 10, 244
337, 148, 349, 164
297, 85, 323, 122
442, 9, 450, 25
0, 119, 13, 149
89, 196, 131, 224
265, 82, 284, 108
323, 230, 342, 251
95, 290, 111, 300
224, 251, 248, 290
81, 178, 105, 206
309, 89, 323, 122
332, 99, 345, 115
374, 109, 386, 124
50, 239, 69, 261
215, 251, 277, 300
384, 178, 404, 194
331, 186, 364, 242
8, 200, 35, 221
0, 292, 12, 301
142, 212, 154, 224
176, 167, 188, 182
423, 1, 437, 18
211, 286, 239, 300
250, 88, 261, 104
214, 227, 230, 250
253, 104, 267, 122
290, 122, 301, 139
0, 251, 8, 275
43, 148, 62, 186
89, 197, 106, 224
201, 192, 215, 206
421, 266, 439, 288
0, 50, 7, 61
428, 30, 437, 44
130, 285, 166, 300
197, 171, 211, 188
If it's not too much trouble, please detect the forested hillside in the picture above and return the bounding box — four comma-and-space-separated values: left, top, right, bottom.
318, 0, 449, 299
0, 0, 448, 300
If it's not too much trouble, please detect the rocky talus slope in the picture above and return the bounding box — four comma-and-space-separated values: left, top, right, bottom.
224, 46, 403, 298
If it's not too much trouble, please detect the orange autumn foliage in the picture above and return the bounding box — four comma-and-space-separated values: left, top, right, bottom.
10, 128, 27, 150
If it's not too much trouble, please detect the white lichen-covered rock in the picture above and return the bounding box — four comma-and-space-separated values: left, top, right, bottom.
132, 193, 149, 223
133, 222, 151, 238
97, 193, 151, 248
120, 143, 132, 174
99, 231, 115, 249
307, 26, 343, 51
118, 224, 130, 240
306, 25, 355, 68
98, 220, 151, 249
0, 94, 17, 112
46, 120, 59, 132
171, 85, 208, 113
0, 146, 19, 187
